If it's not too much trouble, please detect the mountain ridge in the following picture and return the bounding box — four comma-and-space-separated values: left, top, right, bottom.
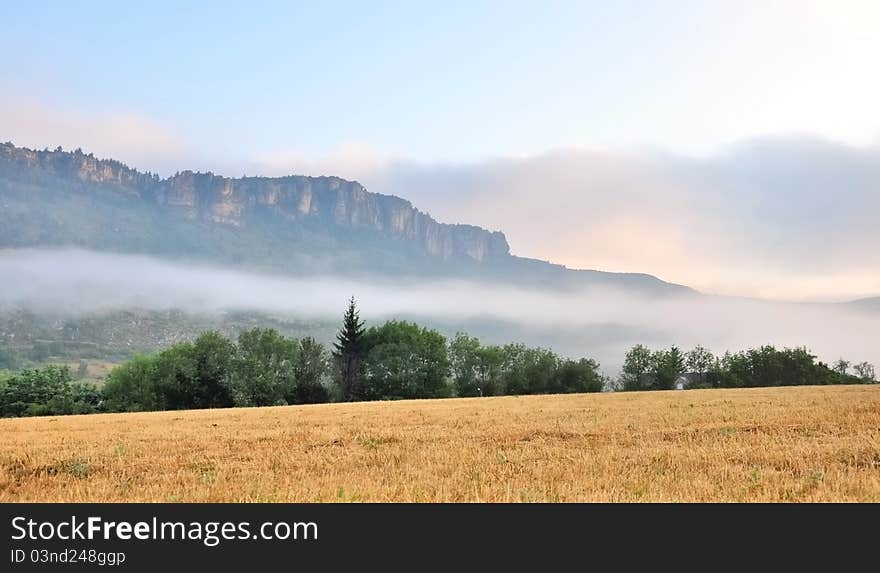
0, 142, 690, 295
0, 142, 510, 263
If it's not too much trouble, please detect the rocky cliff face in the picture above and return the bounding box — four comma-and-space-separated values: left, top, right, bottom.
0, 143, 510, 263
153, 171, 509, 262
0, 142, 158, 192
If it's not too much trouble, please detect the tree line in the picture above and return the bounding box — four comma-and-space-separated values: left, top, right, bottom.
615, 344, 874, 391
0, 365, 102, 417
0, 298, 875, 417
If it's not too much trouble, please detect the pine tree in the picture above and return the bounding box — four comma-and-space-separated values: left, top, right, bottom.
332, 296, 367, 401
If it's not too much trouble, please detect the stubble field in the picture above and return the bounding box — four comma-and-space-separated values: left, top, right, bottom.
1, 385, 878, 502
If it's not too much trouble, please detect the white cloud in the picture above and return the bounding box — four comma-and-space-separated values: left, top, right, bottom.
292, 138, 880, 301
0, 96, 186, 174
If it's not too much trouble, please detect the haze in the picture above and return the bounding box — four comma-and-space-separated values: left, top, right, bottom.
4, 249, 877, 372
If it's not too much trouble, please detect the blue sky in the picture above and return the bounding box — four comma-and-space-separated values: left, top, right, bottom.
2, 1, 880, 298
4, 0, 878, 169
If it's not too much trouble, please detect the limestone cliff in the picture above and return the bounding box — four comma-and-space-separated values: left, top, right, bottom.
0, 142, 689, 295
0, 143, 509, 263
153, 171, 509, 262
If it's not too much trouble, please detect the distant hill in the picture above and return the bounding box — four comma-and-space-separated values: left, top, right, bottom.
0, 142, 691, 295
847, 297, 880, 312
0, 307, 338, 366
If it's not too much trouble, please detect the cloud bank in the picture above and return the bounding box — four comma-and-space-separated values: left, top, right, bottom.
3, 249, 877, 372
265, 137, 880, 301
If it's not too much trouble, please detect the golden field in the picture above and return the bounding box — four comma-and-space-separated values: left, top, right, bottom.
1, 385, 878, 502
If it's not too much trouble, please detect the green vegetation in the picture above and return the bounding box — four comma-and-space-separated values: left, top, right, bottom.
0, 365, 102, 417
363, 320, 452, 400
103, 330, 329, 412
97, 298, 606, 413
448, 333, 603, 397
0, 299, 875, 417
332, 297, 368, 401
617, 344, 870, 391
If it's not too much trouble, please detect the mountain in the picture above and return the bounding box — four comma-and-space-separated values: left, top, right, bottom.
847, 297, 880, 312
0, 142, 690, 294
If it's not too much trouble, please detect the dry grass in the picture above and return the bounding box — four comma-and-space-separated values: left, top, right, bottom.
1, 385, 878, 502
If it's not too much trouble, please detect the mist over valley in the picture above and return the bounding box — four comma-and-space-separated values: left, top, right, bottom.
3, 248, 877, 372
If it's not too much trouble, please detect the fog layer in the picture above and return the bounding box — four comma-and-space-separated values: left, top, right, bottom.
3, 248, 878, 370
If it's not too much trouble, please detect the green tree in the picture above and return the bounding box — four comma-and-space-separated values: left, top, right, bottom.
103, 354, 163, 412
702, 345, 852, 389
500, 344, 558, 395
686, 345, 714, 388
553, 358, 604, 393
230, 328, 297, 407
652, 346, 685, 390
448, 332, 481, 397
332, 297, 367, 401
0, 366, 102, 417
150, 343, 198, 409
0, 365, 69, 416
290, 337, 330, 404
105, 334, 234, 412
363, 321, 451, 400
854, 361, 876, 382
474, 345, 506, 396
190, 331, 235, 409
832, 359, 850, 376
619, 344, 653, 391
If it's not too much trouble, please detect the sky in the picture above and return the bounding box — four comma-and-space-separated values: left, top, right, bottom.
2, 1, 879, 300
